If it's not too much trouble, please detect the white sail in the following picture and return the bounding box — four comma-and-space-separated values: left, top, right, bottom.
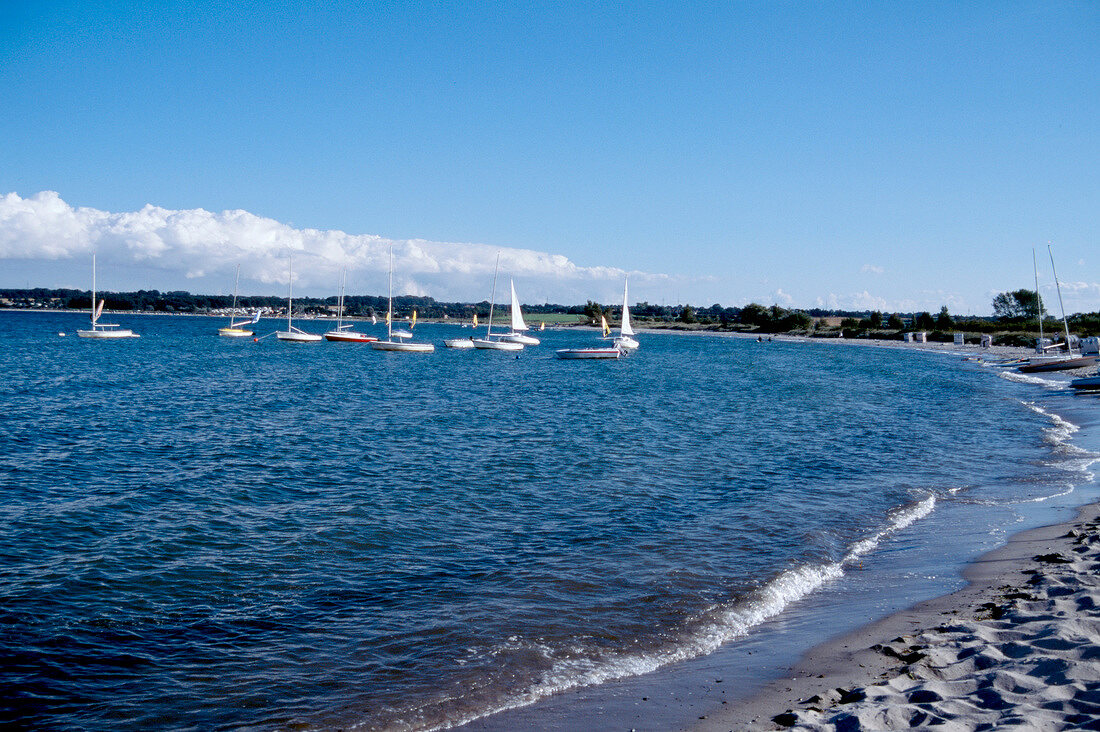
509, 279, 528, 331
621, 280, 635, 336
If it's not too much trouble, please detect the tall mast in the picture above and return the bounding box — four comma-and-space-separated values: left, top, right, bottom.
389, 244, 393, 339
337, 267, 346, 329
1033, 248, 1043, 349
91, 252, 97, 325
287, 255, 294, 331
230, 263, 240, 326
1048, 244, 1072, 354
485, 253, 500, 339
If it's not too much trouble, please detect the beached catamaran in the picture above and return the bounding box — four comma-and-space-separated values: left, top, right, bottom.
77, 254, 139, 339
370, 247, 434, 352
276, 255, 322, 342
324, 267, 377, 343
499, 279, 540, 345
1018, 246, 1099, 373
473, 254, 523, 351
218, 264, 259, 337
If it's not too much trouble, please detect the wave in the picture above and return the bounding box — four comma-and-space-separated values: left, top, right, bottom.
419, 495, 939, 731
999, 371, 1067, 389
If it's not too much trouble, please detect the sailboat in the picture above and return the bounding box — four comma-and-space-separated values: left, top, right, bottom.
370, 248, 434, 352
473, 254, 523, 351
218, 264, 259, 337
324, 268, 377, 342
445, 310, 477, 348
276, 255, 322, 342
77, 254, 138, 339
556, 314, 621, 359
499, 280, 540, 345
614, 278, 639, 351
1017, 246, 1098, 373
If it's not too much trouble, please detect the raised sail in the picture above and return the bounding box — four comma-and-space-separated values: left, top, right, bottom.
499, 277, 539, 345
615, 278, 639, 351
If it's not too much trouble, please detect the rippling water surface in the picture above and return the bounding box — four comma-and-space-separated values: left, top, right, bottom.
0, 312, 1091, 730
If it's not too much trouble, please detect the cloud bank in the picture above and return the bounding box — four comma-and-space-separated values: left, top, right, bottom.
0, 191, 675, 302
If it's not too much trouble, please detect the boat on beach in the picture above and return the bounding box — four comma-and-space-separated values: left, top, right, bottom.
324, 268, 377, 343
1017, 246, 1096, 373
218, 264, 259, 337
77, 254, 139, 339
370, 248, 434, 352
473, 255, 523, 351
1069, 374, 1100, 391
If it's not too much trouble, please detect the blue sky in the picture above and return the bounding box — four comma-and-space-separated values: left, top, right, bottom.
1, 1, 1098, 313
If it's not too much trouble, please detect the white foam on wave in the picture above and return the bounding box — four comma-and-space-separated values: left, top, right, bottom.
424, 495, 939, 731
999, 370, 1066, 389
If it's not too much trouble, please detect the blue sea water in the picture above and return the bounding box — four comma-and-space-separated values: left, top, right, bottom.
1, 311, 1096, 731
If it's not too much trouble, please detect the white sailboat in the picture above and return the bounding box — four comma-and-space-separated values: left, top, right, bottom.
276, 255, 322, 342
556, 314, 621, 359
473, 255, 523, 351
370, 248, 434, 352
445, 310, 477, 348
325, 268, 377, 342
614, 278, 639, 351
218, 264, 259, 337
77, 254, 138, 339
499, 279, 540, 345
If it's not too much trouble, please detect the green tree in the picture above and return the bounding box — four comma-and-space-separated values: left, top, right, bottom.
887, 313, 904, 329
869, 311, 883, 328
679, 305, 696, 323
935, 306, 953, 330
915, 311, 935, 330
992, 289, 1042, 321
583, 300, 604, 324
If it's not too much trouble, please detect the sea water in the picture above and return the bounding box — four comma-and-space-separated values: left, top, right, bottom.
1, 312, 1096, 730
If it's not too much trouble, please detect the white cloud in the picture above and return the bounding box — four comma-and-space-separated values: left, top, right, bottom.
815, 290, 888, 311
771, 288, 794, 306
860, 264, 884, 275
0, 191, 678, 302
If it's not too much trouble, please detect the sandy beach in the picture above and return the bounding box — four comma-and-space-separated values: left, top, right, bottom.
689, 340, 1100, 731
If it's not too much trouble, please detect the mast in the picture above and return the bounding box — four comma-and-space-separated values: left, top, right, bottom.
229, 263, 240, 326
1048, 244, 1072, 354
485, 253, 500, 339
91, 252, 97, 326
387, 246, 394, 340
1033, 248, 1043, 350
287, 255, 294, 332
337, 267, 346, 329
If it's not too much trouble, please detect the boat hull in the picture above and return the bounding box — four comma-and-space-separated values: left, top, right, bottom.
473, 339, 524, 351
1070, 375, 1100, 390
77, 328, 137, 339
615, 336, 639, 351
324, 331, 377, 342
218, 328, 253, 338
1018, 356, 1100, 373
370, 340, 434, 352
276, 331, 323, 342
444, 338, 475, 349
500, 333, 540, 345
555, 348, 621, 359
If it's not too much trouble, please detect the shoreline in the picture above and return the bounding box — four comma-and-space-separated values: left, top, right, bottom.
697, 499, 1100, 730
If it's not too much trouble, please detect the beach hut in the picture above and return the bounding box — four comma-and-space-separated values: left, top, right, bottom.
903, 332, 913, 343
980, 334, 992, 348
1081, 337, 1099, 355
914, 332, 927, 343
953, 333, 964, 346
